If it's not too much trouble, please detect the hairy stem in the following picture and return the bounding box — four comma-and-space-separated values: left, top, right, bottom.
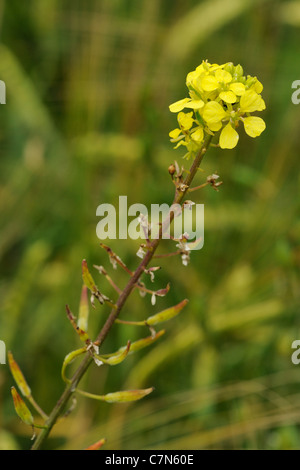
31, 134, 212, 450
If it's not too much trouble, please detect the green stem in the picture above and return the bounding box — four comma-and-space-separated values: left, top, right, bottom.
31, 134, 212, 450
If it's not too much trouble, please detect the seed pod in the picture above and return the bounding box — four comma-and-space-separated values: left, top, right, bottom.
8, 351, 31, 398
11, 387, 34, 426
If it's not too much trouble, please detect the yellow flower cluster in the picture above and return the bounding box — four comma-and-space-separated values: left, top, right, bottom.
169, 61, 266, 154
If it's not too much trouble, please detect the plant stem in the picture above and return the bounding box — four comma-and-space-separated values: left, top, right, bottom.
31, 134, 212, 450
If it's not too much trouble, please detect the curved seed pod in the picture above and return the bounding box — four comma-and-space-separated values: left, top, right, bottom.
61, 347, 87, 383
96, 341, 131, 365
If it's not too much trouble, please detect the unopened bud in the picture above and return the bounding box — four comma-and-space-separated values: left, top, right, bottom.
168, 164, 176, 176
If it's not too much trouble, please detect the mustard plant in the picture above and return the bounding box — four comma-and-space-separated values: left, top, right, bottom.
8, 60, 266, 450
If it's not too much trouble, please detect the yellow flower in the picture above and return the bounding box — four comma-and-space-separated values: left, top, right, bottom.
169, 60, 266, 154
169, 111, 204, 153
178, 111, 194, 130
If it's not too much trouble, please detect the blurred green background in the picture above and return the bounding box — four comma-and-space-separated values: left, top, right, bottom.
0, 0, 300, 450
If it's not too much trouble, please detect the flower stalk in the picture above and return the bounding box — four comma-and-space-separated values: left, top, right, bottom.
30, 133, 212, 450
8, 60, 266, 451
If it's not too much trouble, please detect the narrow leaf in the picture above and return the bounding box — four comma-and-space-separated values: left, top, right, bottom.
11, 386, 34, 426
8, 351, 31, 398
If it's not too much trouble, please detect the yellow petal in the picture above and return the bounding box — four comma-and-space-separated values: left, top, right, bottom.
215, 69, 232, 83
240, 90, 265, 113
184, 99, 204, 109
202, 101, 226, 124
207, 121, 223, 132
243, 116, 266, 137
209, 63, 226, 71
253, 79, 263, 93
191, 127, 204, 142
195, 63, 206, 74
178, 111, 194, 130
169, 128, 181, 139
219, 90, 237, 103
201, 75, 219, 91
174, 140, 187, 149
229, 82, 245, 96
186, 70, 200, 87
169, 98, 191, 113
219, 123, 239, 149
